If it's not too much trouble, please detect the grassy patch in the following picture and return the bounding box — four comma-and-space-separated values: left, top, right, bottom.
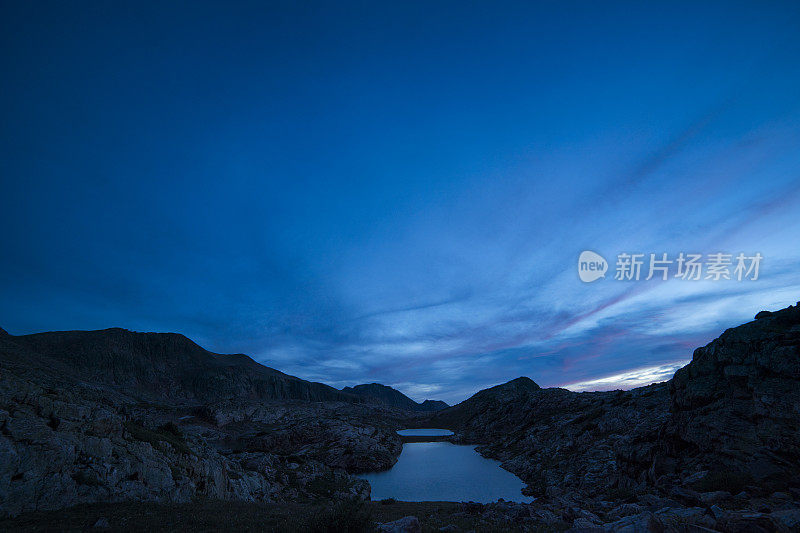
307, 499, 373, 533
0, 500, 567, 532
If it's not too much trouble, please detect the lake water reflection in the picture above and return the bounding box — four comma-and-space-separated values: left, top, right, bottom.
359, 441, 533, 503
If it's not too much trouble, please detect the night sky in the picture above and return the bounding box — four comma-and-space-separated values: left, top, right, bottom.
2, 2, 799, 403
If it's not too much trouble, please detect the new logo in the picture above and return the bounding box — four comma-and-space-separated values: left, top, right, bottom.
578, 251, 607, 282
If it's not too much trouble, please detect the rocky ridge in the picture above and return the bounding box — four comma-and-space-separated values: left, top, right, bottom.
341, 383, 448, 412
4, 328, 359, 404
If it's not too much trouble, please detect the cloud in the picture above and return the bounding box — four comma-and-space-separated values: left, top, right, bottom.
3, 3, 800, 406
562, 361, 689, 392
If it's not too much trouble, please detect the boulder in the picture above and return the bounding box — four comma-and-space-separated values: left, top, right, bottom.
376, 515, 421, 533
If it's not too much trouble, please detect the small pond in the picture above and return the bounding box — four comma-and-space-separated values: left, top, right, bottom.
359, 439, 533, 503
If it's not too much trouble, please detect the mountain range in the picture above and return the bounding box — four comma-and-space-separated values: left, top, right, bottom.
0, 326, 447, 409
2, 302, 800, 531
342, 383, 448, 411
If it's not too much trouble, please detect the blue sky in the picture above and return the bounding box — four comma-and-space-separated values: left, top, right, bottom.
1, 2, 799, 403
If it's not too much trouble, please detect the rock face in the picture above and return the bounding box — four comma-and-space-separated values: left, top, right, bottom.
427, 376, 541, 427
663, 303, 800, 493
421, 302, 800, 528
0, 328, 409, 518
426, 377, 669, 500
341, 383, 448, 412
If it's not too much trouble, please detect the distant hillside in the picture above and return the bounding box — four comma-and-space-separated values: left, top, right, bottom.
0, 327, 358, 404
341, 382, 448, 411
419, 399, 449, 410
426, 376, 542, 427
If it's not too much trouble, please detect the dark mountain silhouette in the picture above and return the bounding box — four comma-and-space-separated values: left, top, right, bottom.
419, 399, 449, 410
0, 327, 358, 404
426, 376, 541, 427
341, 382, 448, 411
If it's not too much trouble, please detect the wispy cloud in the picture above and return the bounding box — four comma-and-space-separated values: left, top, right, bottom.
562, 362, 689, 392
2, 2, 800, 406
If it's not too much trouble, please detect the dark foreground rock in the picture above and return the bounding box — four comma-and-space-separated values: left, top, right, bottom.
0, 329, 409, 518
663, 304, 800, 494
375, 514, 421, 532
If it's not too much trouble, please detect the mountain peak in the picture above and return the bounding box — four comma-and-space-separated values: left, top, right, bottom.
342, 383, 448, 411
482, 376, 540, 394
456, 376, 541, 405
505, 376, 540, 389
420, 399, 449, 410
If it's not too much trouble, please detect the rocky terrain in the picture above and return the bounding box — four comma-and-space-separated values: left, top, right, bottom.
342, 383, 448, 412
2, 302, 800, 531
0, 327, 411, 518
427, 377, 671, 500
664, 304, 800, 493
420, 302, 800, 531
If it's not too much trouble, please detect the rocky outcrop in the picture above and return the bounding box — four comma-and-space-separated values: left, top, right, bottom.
426, 376, 541, 428
0, 369, 400, 517
660, 302, 800, 495
426, 378, 669, 500
376, 515, 421, 532
196, 399, 405, 473
421, 302, 800, 528
0, 329, 409, 518
341, 383, 448, 411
